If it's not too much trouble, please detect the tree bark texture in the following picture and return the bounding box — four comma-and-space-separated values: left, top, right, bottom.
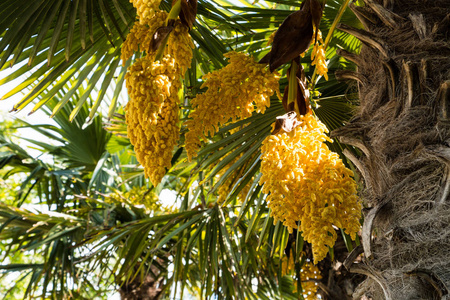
119, 264, 165, 300
334, 0, 450, 299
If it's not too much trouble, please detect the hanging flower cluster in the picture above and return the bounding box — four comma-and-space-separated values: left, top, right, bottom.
311, 29, 328, 80
122, 1, 193, 186
260, 113, 361, 263
125, 56, 181, 184
299, 262, 322, 299
281, 250, 322, 299
121, 11, 168, 63
266, 30, 277, 46
167, 23, 194, 73
107, 186, 162, 211
281, 252, 295, 276
131, 0, 162, 24
185, 51, 280, 161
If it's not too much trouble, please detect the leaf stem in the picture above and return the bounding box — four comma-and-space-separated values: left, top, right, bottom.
288, 60, 298, 112
154, 35, 170, 61
167, 0, 182, 23
154, 0, 182, 61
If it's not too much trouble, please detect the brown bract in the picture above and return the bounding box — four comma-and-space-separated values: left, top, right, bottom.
260, 0, 324, 72
174, 0, 197, 30
149, 26, 174, 52
282, 62, 310, 115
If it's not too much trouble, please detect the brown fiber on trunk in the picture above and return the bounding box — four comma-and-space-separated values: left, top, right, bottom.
119, 264, 165, 300
333, 0, 450, 299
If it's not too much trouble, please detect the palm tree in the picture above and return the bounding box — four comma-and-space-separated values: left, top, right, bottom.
0, 0, 448, 299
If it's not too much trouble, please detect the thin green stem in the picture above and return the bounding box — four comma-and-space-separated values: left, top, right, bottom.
310, 0, 352, 88
167, 0, 182, 23
288, 60, 299, 113
154, 34, 171, 61
154, 0, 182, 61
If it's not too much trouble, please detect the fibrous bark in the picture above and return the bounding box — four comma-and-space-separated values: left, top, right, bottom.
334, 0, 450, 299
119, 264, 165, 300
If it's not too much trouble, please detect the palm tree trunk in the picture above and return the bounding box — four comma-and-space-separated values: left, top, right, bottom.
119, 264, 165, 300
334, 0, 450, 298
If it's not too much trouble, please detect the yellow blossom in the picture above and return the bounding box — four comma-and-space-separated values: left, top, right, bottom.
125, 55, 182, 185
185, 51, 281, 161
281, 249, 322, 299
311, 29, 328, 80
131, 0, 162, 25
266, 30, 277, 46
107, 186, 162, 211
167, 22, 195, 74
300, 262, 322, 299
260, 113, 361, 263
123, 10, 194, 185
281, 252, 295, 276
121, 11, 168, 64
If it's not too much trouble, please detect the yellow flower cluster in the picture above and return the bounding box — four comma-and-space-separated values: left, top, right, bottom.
125, 56, 182, 185
107, 186, 162, 212
260, 113, 361, 263
281, 252, 295, 276
123, 7, 193, 186
311, 30, 328, 80
130, 0, 162, 24
185, 51, 280, 161
281, 249, 321, 299
300, 262, 322, 300
266, 30, 277, 46
121, 11, 193, 71
167, 23, 195, 74
121, 11, 168, 64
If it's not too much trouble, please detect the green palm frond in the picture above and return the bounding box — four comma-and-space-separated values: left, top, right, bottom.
0, 203, 87, 298
0, 0, 132, 119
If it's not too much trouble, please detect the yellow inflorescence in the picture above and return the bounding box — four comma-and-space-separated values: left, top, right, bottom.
266, 30, 277, 46
131, 0, 162, 24
260, 113, 361, 263
185, 51, 280, 161
167, 22, 195, 74
281, 253, 295, 276
107, 186, 162, 212
123, 5, 193, 186
281, 250, 321, 298
300, 262, 322, 299
125, 55, 182, 185
121, 11, 168, 64
311, 30, 328, 80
